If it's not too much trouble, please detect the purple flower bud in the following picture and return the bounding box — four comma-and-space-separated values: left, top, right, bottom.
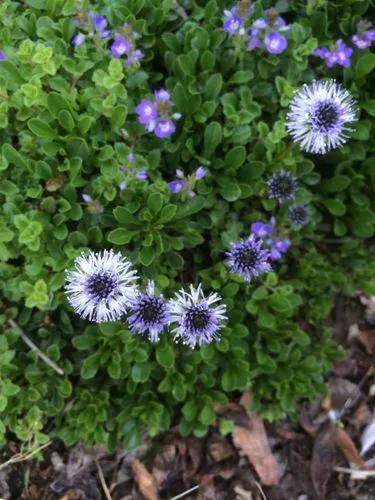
127, 153, 135, 163
125, 49, 144, 65
93, 15, 108, 32
176, 169, 185, 179
135, 99, 158, 125
100, 30, 111, 39
154, 119, 176, 138
253, 18, 268, 30
111, 36, 132, 57
188, 190, 196, 197
119, 165, 127, 173
195, 166, 207, 179
82, 194, 92, 203
72, 33, 85, 47
136, 170, 148, 180
223, 14, 243, 35
264, 31, 288, 54
168, 180, 185, 193
0, 52, 6, 61
251, 222, 273, 238
313, 47, 330, 59
154, 89, 170, 102
119, 181, 128, 191
247, 35, 261, 51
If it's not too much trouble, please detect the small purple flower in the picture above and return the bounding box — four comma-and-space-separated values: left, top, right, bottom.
135, 99, 158, 125
352, 20, 375, 49
267, 170, 298, 203
170, 284, 227, 348
0, 52, 6, 61
127, 281, 170, 343
154, 89, 170, 102
289, 205, 310, 226
314, 47, 330, 59
72, 33, 85, 47
111, 36, 132, 57
264, 31, 288, 54
227, 234, 271, 282
251, 221, 274, 238
119, 181, 128, 192
168, 180, 186, 193
125, 49, 144, 65
268, 239, 291, 261
195, 167, 207, 179
247, 34, 261, 51
136, 170, 148, 180
223, 12, 244, 35
154, 119, 176, 138
334, 39, 352, 67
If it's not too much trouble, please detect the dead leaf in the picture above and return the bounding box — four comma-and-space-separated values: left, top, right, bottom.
356, 329, 375, 355
152, 444, 177, 487
335, 427, 365, 467
232, 417, 279, 486
311, 423, 339, 499
347, 402, 371, 431
328, 378, 362, 414
360, 416, 375, 456
131, 459, 158, 500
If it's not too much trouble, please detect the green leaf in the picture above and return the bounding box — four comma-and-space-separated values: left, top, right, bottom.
47, 92, 72, 115
107, 228, 137, 245
204, 121, 222, 157
219, 180, 242, 201
159, 204, 177, 223
204, 73, 223, 100
156, 344, 175, 368
323, 199, 346, 216
131, 363, 151, 383
2, 144, 27, 169
0, 60, 24, 85
28, 118, 56, 138
361, 99, 375, 117
147, 192, 163, 214
139, 246, 155, 266
321, 175, 351, 192
58, 110, 74, 132
199, 403, 215, 426
228, 70, 254, 84
175, 195, 205, 219
356, 53, 375, 79
225, 146, 246, 169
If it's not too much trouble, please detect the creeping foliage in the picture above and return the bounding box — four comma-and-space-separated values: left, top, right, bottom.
0, 0, 374, 450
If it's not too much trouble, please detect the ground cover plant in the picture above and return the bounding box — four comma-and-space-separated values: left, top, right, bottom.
0, 0, 374, 456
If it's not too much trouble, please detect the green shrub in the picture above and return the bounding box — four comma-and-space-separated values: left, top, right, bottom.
0, 0, 374, 451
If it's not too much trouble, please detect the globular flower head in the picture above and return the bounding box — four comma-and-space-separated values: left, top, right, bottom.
154, 119, 176, 138
65, 250, 138, 323
264, 31, 287, 54
111, 36, 132, 57
286, 80, 357, 154
289, 204, 310, 226
135, 99, 157, 125
127, 281, 170, 342
227, 234, 271, 282
267, 170, 298, 203
170, 284, 227, 348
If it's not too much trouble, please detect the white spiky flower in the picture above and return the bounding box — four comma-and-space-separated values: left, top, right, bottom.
169, 284, 227, 348
286, 80, 357, 154
65, 250, 138, 323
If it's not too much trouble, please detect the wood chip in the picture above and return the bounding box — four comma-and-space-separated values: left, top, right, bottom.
131, 459, 158, 500
335, 427, 365, 466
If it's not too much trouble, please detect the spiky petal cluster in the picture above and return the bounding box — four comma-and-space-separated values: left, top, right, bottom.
127, 281, 170, 342
286, 80, 357, 155
65, 250, 137, 323
227, 234, 271, 282
169, 284, 227, 348
267, 170, 298, 203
